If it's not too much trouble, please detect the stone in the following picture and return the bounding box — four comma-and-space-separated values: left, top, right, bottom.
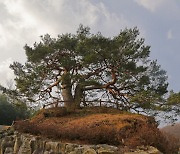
147, 146, 162, 154
97, 144, 118, 154
73, 146, 85, 154
0, 130, 166, 154
45, 141, 60, 153
18, 135, 32, 154
32, 149, 44, 154
37, 139, 47, 150
58, 143, 66, 153
1, 137, 11, 154
83, 148, 97, 154
14, 136, 22, 153
69, 151, 77, 154
124, 146, 162, 154
65, 143, 79, 153
4, 147, 13, 154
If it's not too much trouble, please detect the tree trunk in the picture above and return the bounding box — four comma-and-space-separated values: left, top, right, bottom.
61, 86, 74, 108
61, 72, 74, 111
74, 84, 84, 109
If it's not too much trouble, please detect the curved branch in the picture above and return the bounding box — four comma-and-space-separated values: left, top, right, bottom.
82, 67, 105, 79
42, 76, 62, 93
103, 68, 117, 88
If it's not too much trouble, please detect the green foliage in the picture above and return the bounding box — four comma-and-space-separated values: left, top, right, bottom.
166, 91, 180, 116
8, 25, 179, 117
0, 94, 30, 125
168, 91, 180, 105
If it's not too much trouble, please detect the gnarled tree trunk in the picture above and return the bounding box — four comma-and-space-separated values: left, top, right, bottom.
61, 72, 74, 111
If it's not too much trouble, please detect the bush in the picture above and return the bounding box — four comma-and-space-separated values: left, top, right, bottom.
124, 124, 179, 154
0, 94, 31, 125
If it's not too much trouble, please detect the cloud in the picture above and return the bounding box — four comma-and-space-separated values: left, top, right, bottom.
0, 0, 131, 86
167, 29, 173, 40
0, 0, 131, 63
18, 0, 130, 36
0, 0, 179, 93
0, 58, 14, 87
134, 0, 164, 12
0, 0, 130, 54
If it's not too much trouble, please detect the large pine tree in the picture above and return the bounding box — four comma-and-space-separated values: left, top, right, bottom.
10, 25, 170, 112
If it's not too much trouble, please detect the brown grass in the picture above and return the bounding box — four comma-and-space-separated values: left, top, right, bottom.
14, 107, 179, 154
161, 123, 180, 140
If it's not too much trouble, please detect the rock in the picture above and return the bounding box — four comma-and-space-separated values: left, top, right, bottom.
45, 141, 60, 153
18, 135, 32, 154
65, 143, 79, 153
69, 151, 77, 154
32, 149, 44, 154
83, 148, 97, 154
4, 147, 13, 154
124, 146, 162, 154
14, 136, 22, 153
73, 146, 85, 154
147, 146, 162, 154
0, 129, 167, 154
58, 142, 66, 153
36, 138, 47, 150
1, 136, 14, 154
97, 144, 118, 154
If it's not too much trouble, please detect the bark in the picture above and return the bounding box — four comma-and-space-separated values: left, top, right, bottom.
74, 84, 84, 109
61, 86, 74, 109
61, 71, 74, 111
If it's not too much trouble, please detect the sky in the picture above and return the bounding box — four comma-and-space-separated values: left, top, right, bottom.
0, 0, 179, 93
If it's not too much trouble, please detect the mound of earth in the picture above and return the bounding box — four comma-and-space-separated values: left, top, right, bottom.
14, 107, 179, 153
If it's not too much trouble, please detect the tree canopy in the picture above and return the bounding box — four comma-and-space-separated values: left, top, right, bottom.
8, 25, 179, 115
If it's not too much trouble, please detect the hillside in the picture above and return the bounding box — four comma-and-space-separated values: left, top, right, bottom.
14, 107, 179, 153
161, 123, 180, 140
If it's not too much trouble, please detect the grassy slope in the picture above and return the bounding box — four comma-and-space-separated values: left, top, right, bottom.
14, 107, 179, 154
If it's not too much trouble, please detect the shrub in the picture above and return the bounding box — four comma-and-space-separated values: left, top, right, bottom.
124, 124, 179, 154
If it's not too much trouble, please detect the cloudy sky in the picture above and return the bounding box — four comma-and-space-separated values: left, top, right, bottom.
0, 0, 179, 92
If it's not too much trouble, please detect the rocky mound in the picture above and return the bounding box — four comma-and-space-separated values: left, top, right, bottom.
0, 128, 162, 154
14, 107, 179, 153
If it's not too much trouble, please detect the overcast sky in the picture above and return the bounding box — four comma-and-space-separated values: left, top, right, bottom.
0, 0, 179, 92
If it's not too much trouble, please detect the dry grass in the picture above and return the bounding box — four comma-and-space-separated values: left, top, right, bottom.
161, 123, 180, 140
14, 107, 179, 154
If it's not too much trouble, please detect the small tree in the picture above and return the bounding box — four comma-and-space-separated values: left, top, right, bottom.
9, 25, 177, 114
167, 91, 180, 116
